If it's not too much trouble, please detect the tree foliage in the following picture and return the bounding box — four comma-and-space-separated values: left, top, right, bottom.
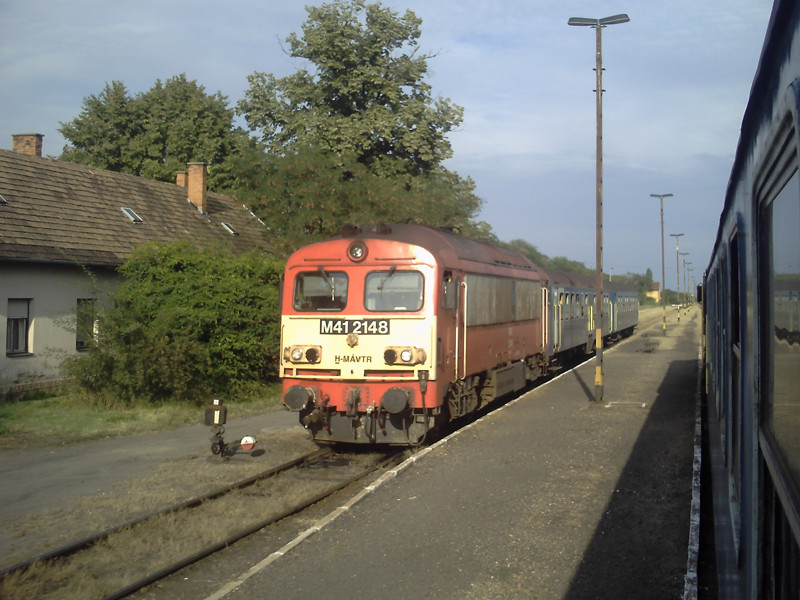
233, 144, 488, 254
63, 242, 283, 404
238, 0, 463, 179
59, 75, 247, 192
505, 239, 548, 268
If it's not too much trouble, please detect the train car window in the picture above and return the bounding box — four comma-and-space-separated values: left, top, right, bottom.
762, 169, 800, 491
365, 270, 423, 312
442, 273, 459, 311
292, 270, 348, 312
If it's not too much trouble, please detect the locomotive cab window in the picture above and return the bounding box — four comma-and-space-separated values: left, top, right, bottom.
365, 270, 423, 312
293, 270, 348, 312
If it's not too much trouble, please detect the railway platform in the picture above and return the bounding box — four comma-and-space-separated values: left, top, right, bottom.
196, 305, 701, 600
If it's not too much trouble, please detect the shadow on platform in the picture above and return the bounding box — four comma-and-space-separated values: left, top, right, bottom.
564, 359, 697, 599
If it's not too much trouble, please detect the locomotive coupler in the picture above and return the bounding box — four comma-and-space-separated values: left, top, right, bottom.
365, 405, 378, 442
345, 388, 361, 418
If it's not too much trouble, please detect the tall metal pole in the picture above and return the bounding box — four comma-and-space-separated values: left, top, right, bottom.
569, 13, 629, 403
685, 260, 692, 306
680, 252, 689, 306
593, 23, 605, 404
670, 233, 684, 322
650, 193, 672, 334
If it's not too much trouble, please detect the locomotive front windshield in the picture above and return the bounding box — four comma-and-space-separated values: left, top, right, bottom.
365, 269, 424, 312
293, 270, 348, 312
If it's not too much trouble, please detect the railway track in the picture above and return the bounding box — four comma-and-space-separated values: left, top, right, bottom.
0, 447, 406, 600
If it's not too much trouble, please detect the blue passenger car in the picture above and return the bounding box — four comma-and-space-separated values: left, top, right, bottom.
702, 0, 800, 596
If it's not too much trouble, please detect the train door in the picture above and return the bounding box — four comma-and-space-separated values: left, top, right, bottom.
609, 290, 618, 333
542, 285, 550, 355
552, 287, 563, 352
440, 271, 463, 383
456, 275, 467, 382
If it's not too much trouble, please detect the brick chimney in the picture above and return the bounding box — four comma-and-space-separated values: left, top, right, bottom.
12, 134, 43, 157
175, 171, 188, 188
187, 162, 207, 213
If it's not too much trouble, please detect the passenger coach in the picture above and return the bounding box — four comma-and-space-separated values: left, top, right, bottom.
701, 0, 800, 596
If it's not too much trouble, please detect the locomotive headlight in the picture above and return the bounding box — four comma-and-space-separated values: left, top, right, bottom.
384, 346, 427, 366
285, 345, 322, 364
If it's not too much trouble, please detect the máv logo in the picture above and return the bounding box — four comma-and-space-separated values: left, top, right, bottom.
334, 355, 373, 364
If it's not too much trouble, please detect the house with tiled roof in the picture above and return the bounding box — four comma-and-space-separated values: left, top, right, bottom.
0, 134, 272, 396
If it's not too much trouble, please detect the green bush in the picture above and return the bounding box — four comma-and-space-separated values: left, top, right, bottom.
64, 242, 284, 405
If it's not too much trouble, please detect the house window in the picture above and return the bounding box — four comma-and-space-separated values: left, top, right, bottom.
76, 298, 96, 350
6, 299, 31, 355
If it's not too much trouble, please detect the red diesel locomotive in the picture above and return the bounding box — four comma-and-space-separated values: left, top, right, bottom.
280, 223, 636, 444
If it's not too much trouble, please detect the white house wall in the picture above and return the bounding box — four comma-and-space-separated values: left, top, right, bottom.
1, 262, 118, 390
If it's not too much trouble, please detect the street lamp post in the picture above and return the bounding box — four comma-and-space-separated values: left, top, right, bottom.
684, 259, 692, 306
650, 193, 673, 333
680, 252, 689, 306
670, 233, 684, 322
568, 13, 630, 403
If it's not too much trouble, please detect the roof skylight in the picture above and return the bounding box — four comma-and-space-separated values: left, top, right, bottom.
121, 207, 143, 223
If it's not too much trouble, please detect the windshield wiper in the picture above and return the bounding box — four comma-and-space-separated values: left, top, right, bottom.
318, 266, 335, 300
378, 265, 397, 291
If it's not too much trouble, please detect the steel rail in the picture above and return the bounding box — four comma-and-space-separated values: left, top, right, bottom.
0, 447, 332, 578
100, 450, 407, 600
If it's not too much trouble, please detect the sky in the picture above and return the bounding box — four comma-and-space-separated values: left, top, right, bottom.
0, 0, 775, 290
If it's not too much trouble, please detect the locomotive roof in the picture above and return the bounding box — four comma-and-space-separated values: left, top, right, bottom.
301, 224, 636, 292
337, 223, 541, 273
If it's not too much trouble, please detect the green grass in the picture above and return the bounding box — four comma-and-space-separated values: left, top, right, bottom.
0, 383, 284, 449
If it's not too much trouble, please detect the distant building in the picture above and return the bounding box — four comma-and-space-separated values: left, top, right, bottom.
0, 134, 272, 397
646, 282, 660, 303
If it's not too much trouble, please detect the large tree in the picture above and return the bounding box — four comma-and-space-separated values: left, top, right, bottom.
59, 81, 141, 174
59, 75, 248, 192
237, 0, 464, 179
234, 0, 489, 251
